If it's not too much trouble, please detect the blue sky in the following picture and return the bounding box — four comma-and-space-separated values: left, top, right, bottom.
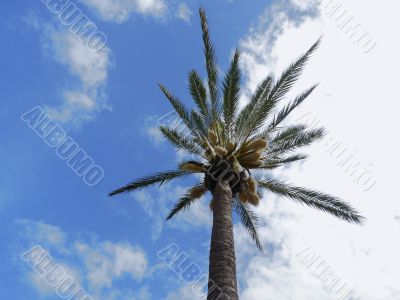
0, 1, 274, 299
1, 1, 400, 299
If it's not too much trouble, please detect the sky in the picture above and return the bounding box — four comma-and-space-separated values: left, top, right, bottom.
0, 0, 399, 299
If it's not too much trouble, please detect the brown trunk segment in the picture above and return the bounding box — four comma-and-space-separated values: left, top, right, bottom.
207, 180, 239, 300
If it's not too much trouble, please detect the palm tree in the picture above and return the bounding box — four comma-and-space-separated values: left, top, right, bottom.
109, 8, 364, 300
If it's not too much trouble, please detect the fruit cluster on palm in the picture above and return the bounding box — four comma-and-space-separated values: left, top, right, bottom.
109, 8, 364, 300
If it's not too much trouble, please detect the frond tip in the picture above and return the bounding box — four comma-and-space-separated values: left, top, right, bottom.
258, 178, 365, 224
166, 182, 207, 220
223, 49, 241, 136
269, 84, 318, 131
189, 70, 209, 120
160, 126, 203, 155
234, 199, 263, 251
108, 170, 191, 196
199, 7, 220, 120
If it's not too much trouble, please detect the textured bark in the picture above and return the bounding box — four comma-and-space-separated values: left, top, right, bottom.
207, 180, 238, 300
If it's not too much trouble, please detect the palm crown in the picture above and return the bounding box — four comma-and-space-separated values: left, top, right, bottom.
109, 9, 364, 250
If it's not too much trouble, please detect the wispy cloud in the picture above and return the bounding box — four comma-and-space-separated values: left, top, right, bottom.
80, 0, 194, 24
16, 219, 150, 300
24, 12, 112, 127
132, 183, 211, 240
176, 3, 192, 23
75, 240, 148, 290
43, 28, 112, 126
81, 0, 167, 23
16, 219, 68, 250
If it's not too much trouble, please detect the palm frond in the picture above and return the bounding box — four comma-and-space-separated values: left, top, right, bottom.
269, 84, 318, 131
268, 127, 325, 155
269, 124, 308, 144
189, 70, 209, 121
255, 123, 306, 142
239, 39, 320, 140
160, 126, 203, 155
109, 170, 191, 196
235, 76, 273, 141
259, 154, 308, 169
166, 182, 206, 220
199, 8, 220, 121
268, 38, 321, 107
159, 83, 192, 128
258, 178, 365, 224
166, 197, 195, 220
191, 110, 208, 137
223, 49, 241, 138
242, 38, 321, 140
234, 199, 263, 250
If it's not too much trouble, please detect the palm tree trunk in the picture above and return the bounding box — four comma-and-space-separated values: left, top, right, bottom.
207, 180, 238, 300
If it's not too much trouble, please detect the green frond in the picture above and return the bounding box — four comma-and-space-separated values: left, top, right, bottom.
166, 197, 195, 220
258, 178, 365, 224
223, 49, 241, 138
189, 70, 209, 121
235, 76, 273, 141
166, 182, 206, 220
199, 8, 220, 121
268, 127, 325, 155
234, 199, 263, 251
259, 154, 308, 169
269, 84, 318, 131
269, 124, 308, 144
109, 170, 191, 196
268, 38, 321, 107
159, 83, 192, 128
242, 38, 321, 141
160, 126, 203, 155
191, 110, 208, 137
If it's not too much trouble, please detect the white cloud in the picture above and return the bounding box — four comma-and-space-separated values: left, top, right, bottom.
22, 10, 113, 126
104, 286, 151, 300
42, 28, 112, 126
176, 3, 192, 23
143, 112, 200, 163
133, 189, 165, 239
26, 0, 192, 127
239, 0, 319, 97
80, 0, 195, 24
170, 193, 212, 228
81, 0, 166, 23
75, 241, 148, 290
145, 121, 165, 146
290, 0, 319, 11
27, 262, 82, 296
132, 183, 211, 240
17, 220, 150, 299
48, 31, 110, 88
147, 125, 164, 145
235, 0, 400, 299
17, 219, 67, 247
166, 285, 202, 300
